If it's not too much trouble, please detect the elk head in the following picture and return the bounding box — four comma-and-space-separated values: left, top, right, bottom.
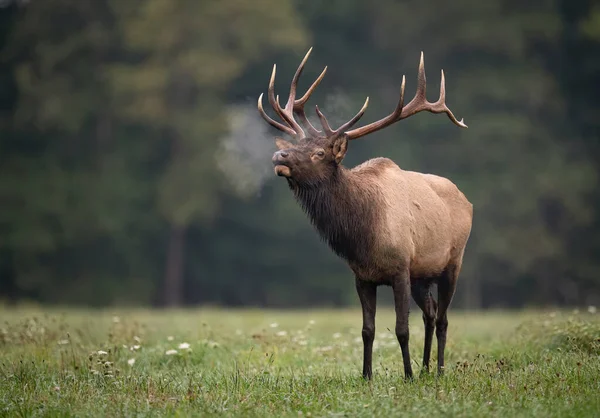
258, 48, 467, 186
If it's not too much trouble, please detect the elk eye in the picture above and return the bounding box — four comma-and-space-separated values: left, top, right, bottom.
315, 150, 325, 158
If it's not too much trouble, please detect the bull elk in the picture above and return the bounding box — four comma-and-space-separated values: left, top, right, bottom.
257, 48, 473, 379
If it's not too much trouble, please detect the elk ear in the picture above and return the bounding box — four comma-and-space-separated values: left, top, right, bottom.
275, 137, 293, 150
332, 136, 348, 164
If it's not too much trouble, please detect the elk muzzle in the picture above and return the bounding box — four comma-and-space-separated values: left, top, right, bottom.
272, 150, 292, 177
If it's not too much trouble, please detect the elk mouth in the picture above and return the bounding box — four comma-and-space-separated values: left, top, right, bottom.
274, 164, 292, 177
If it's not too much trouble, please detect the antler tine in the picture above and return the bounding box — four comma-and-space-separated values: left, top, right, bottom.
267, 64, 305, 138
292, 66, 328, 137
267, 65, 283, 119
417, 51, 426, 99
433, 70, 467, 127
314, 97, 370, 140
296, 66, 327, 105
315, 105, 334, 136
285, 47, 312, 113
258, 93, 297, 137
334, 97, 370, 135
392, 51, 427, 120
345, 52, 466, 140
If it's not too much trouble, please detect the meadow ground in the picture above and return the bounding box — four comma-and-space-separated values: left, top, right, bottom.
0, 306, 599, 417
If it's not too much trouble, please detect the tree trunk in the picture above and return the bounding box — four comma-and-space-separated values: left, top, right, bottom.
163, 223, 186, 307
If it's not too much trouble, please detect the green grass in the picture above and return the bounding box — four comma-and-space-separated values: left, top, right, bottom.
1, 306, 599, 417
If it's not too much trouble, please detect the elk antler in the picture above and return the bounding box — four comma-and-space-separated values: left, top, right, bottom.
258, 48, 329, 139
258, 50, 466, 141
344, 52, 467, 140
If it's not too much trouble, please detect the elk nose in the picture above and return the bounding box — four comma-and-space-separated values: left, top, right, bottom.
273, 150, 289, 162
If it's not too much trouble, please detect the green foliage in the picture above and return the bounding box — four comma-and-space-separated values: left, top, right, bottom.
1, 308, 599, 416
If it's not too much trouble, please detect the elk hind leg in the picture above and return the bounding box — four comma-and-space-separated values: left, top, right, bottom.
436, 263, 461, 375
411, 278, 437, 374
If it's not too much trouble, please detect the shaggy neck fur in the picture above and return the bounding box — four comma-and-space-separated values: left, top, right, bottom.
289, 167, 379, 264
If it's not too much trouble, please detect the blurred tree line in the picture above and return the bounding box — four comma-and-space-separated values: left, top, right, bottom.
0, 0, 598, 308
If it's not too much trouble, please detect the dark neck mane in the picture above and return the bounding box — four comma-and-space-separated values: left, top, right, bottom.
290, 167, 379, 264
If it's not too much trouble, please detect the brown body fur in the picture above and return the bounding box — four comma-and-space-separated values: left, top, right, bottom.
292, 157, 472, 284
342, 158, 472, 282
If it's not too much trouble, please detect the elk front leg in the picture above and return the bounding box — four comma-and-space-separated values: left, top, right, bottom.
393, 270, 413, 380
356, 278, 377, 380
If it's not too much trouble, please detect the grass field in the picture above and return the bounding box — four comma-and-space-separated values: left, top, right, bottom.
1, 306, 599, 417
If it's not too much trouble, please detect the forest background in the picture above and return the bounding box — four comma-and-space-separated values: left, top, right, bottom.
1, 0, 599, 309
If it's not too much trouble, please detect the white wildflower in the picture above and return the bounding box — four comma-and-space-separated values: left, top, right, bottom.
178, 342, 191, 350
167, 336, 174, 341
270, 323, 279, 328
165, 349, 178, 356
57, 340, 69, 345
127, 358, 136, 366
112, 316, 120, 323
308, 320, 316, 325
97, 350, 108, 356
276, 331, 288, 337
332, 332, 342, 339
131, 345, 141, 351
133, 336, 142, 343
